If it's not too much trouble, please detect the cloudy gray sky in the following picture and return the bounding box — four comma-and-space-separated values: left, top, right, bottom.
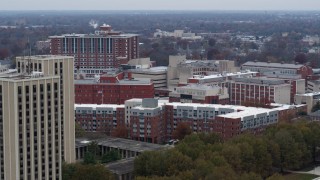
1, 0, 320, 10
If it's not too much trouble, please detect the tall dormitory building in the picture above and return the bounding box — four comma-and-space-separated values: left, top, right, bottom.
0, 55, 76, 180
49, 24, 139, 70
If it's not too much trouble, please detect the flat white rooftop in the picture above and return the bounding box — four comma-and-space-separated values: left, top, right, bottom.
16, 55, 73, 61
190, 70, 258, 80
75, 104, 125, 110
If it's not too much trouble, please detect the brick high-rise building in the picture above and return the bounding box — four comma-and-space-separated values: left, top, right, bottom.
49, 24, 139, 70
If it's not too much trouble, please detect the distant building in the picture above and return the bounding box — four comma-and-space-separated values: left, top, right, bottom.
229, 77, 292, 105
307, 80, 320, 93
167, 55, 238, 90
153, 29, 202, 40
129, 66, 167, 89
49, 24, 139, 69
169, 84, 229, 104
187, 70, 258, 87
241, 61, 313, 79
302, 35, 320, 46
295, 92, 320, 113
0, 60, 13, 73
35, 39, 51, 50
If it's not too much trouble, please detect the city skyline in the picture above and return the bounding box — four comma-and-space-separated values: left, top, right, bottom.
1, 0, 320, 11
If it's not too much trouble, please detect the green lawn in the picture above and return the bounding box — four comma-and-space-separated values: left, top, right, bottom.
284, 173, 319, 180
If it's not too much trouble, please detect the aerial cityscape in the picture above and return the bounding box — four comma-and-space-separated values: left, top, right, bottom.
1, 0, 320, 180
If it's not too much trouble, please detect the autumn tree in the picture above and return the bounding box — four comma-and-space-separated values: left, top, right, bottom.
111, 125, 128, 138
0, 48, 9, 59
172, 122, 192, 140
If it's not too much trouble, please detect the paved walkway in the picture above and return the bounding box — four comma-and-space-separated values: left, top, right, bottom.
308, 166, 320, 176
286, 166, 320, 179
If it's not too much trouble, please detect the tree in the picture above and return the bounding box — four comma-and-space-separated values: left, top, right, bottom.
198, 133, 221, 145
220, 143, 242, 173
75, 123, 85, 138
88, 141, 100, 157
83, 141, 100, 164
111, 125, 128, 138
204, 165, 237, 180
294, 53, 307, 64
0, 48, 10, 59
175, 134, 210, 161
272, 129, 304, 172
63, 163, 115, 180
166, 149, 193, 176
101, 150, 121, 163
83, 152, 97, 164
134, 151, 169, 177
208, 38, 216, 47
172, 122, 192, 140
207, 48, 221, 60
62, 162, 77, 180
301, 122, 320, 163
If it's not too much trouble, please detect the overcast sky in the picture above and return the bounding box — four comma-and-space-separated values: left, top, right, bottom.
1, 0, 320, 11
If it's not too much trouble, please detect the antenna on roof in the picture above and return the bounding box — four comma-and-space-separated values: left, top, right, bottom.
26, 37, 32, 75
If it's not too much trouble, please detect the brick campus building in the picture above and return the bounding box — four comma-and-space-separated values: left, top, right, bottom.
74, 71, 154, 105
75, 99, 306, 143
49, 24, 139, 70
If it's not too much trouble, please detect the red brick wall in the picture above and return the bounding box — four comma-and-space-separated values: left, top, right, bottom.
298, 65, 313, 79
75, 107, 125, 135
214, 117, 241, 140
75, 83, 154, 104
130, 114, 164, 144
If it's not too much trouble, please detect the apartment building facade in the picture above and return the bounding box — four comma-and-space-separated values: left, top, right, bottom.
75, 104, 125, 134
0, 73, 62, 180
229, 78, 291, 105
49, 25, 139, 70
16, 55, 76, 164
75, 99, 306, 143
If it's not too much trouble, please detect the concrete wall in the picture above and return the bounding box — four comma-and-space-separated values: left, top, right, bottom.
274, 84, 291, 104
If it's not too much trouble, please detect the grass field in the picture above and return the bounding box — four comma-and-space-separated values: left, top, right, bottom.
284, 173, 319, 180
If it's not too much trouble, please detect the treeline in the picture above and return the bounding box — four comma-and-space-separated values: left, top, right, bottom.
134, 121, 320, 179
